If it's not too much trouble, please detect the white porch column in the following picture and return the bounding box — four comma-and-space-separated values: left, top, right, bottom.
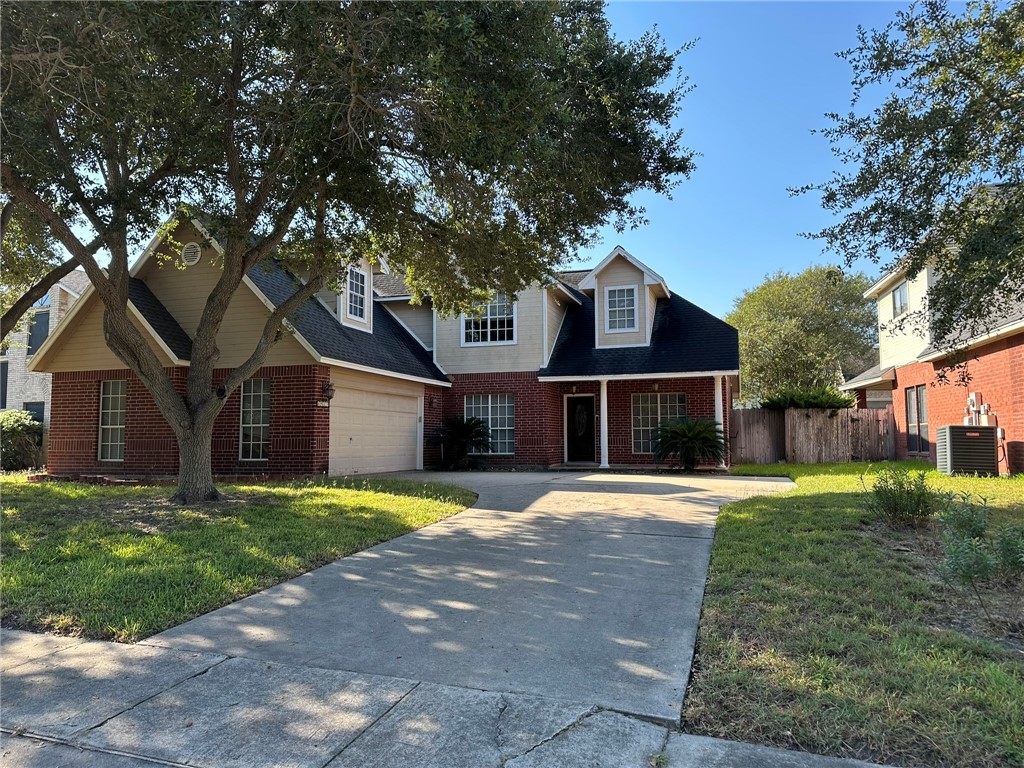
714, 375, 726, 469
599, 379, 610, 468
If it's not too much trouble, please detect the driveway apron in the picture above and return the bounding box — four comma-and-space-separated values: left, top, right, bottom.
146, 472, 791, 723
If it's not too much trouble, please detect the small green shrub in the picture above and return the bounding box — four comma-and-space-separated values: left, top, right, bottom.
761, 386, 857, 410
864, 465, 936, 528
937, 492, 988, 540
652, 418, 726, 472
431, 416, 491, 470
991, 524, 1024, 577
0, 409, 44, 470
941, 535, 998, 586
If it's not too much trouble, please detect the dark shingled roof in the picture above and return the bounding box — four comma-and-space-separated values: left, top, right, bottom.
540, 291, 739, 377
246, 260, 448, 383
555, 270, 590, 291
59, 270, 92, 295
373, 273, 412, 298
128, 278, 193, 361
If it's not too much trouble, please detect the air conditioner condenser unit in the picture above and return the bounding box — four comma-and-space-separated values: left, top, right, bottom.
935, 425, 998, 476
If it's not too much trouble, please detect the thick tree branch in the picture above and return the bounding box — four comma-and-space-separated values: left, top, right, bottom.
0, 257, 77, 338
218, 270, 326, 397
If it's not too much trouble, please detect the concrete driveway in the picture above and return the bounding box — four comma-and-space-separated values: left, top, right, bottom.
147, 471, 792, 723
3, 470, 892, 768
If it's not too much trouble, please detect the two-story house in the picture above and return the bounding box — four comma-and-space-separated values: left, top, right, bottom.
840, 266, 1023, 474
1, 270, 91, 446
29, 217, 739, 477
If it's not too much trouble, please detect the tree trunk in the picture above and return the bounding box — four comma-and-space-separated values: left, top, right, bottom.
173, 418, 221, 503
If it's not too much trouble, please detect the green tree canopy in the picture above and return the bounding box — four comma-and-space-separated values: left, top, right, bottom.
726, 266, 876, 404
1, 1, 693, 501
803, 0, 1024, 348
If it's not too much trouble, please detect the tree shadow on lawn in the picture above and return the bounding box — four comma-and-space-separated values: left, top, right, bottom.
0, 477, 475, 642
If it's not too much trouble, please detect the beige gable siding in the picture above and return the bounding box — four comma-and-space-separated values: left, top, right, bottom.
878, 267, 932, 368
595, 255, 648, 347
139, 222, 313, 368
35, 295, 175, 372
546, 288, 568, 361
385, 299, 434, 349
646, 286, 657, 337
434, 287, 544, 374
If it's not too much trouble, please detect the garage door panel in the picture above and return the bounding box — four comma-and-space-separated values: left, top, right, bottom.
329, 387, 420, 475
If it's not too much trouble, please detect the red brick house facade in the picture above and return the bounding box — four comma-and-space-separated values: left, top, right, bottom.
841, 266, 1023, 475
33, 221, 739, 477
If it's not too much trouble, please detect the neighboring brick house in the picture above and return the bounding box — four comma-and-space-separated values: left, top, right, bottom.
31, 218, 739, 477
840, 267, 1023, 475
1, 270, 92, 449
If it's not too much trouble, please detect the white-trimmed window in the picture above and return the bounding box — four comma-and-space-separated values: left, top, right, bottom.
465, 394, 515, 455
632, 392, 687, 454
239, 378, 271, 461
98, 380, 127, 461
892, 281, 908, 317
463, 294, 515, 345
605, 286, 637, 332
347, 266, 367, 321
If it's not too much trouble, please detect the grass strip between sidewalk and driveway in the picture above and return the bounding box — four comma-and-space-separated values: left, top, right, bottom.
685, 461, 1024, 768
1, 475, 476, 642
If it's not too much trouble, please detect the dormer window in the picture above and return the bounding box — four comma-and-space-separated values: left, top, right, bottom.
346, 266, 367, 321
462, 293, 516, 345
605, 286, 637, 332
891, 281, 908, 317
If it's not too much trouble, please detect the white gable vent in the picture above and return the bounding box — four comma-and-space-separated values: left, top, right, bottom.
181, 242, 202, 266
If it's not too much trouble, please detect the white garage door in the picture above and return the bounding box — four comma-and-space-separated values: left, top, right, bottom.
329, 387, 421, 475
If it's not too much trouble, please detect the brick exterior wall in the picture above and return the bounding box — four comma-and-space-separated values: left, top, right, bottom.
443, 372, 563, 466
48, 364, 331, 477
443, 372, 728, 468
423, 384, 446, 468
889, 334, 1023, 475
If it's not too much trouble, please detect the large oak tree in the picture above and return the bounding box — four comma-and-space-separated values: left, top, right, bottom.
802, 0, 1024, 352
2, 1, 693, 501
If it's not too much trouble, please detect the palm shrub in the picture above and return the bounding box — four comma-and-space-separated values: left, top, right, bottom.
863, 465, 936, 528
432, 416, 492, 470
652, 418, 726, 472
0, 409, 44, 470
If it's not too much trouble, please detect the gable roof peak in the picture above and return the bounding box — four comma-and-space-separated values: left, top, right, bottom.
576, 245, 669, 295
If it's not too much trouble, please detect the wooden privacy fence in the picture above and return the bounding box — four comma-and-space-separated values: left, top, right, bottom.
731, 407, 895, 464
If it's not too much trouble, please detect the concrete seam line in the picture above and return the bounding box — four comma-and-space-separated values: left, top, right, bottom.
502, 705, 602, 763
0, 729, 191, 768
68, 654, 230, 741
316, 680, 422, 768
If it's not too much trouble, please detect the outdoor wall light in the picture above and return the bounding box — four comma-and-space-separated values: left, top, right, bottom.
430, 395, 438, 408
654, 382, 660, 391
571, 385, 577, 394
321, 381, 336, 401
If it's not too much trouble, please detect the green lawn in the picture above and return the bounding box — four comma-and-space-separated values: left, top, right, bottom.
686, 462, 1024, 768
1, 475, 476, 642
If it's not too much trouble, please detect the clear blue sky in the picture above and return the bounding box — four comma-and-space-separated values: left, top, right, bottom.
574, 1, 911, 318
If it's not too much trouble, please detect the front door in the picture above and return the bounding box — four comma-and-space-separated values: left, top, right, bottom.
566, 396, 595, 462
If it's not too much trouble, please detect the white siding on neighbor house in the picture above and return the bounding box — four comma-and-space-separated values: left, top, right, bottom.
138, 222, 313, 368
646, 286, 658, 337
1, 283, 82, 425
878, 267, 932, 369
546, 288, 569, 361
434, 286, 545, 374
328, 368, 423, 475
595, 255, 649, 348
385, 299, 434, 349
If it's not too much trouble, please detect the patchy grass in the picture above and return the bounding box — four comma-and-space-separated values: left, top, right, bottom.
1, 474, 476, 642
685, 462, 1024, 768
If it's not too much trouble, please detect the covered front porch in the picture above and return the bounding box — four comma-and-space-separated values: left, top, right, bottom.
538, 373, 733, 469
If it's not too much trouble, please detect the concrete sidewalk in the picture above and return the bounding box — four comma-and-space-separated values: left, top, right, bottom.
2, 629, 884, 767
